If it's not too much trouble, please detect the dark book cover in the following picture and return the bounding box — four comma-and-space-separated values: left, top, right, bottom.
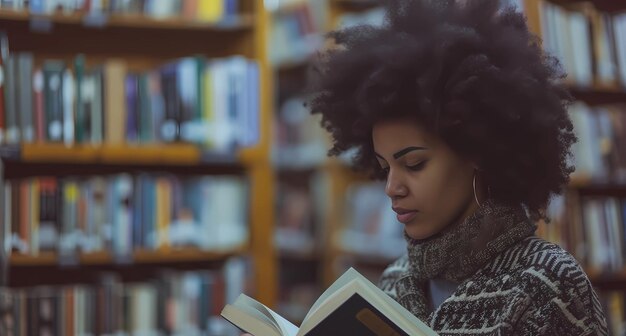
39, 178, 59, 253
0, 32, 8, 144
17, 53, 34, 143
10, 181, 19, 253
132, 175, 144, 249
91, 66, 105, 144
4, 55, 17, 143
43, 61, 65, 143
137, 73, 152, 143
74, 54, 86, 143
303, 293, 409, 336
160, 62, 180, 142
125, 73, 139, 142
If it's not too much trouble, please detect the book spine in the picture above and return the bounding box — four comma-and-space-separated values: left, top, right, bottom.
62, 68, 75, 146
91, 67, 104, 145
104, 60, 127, 145
74, 54, 85, 143
159, 62, 179, 143
17, 53, 34, 143
4, 55, 18, 144
125, 74, 139, 143
0, 32, 7, 144
33, 69, 46, 142
43, 61, 65, 143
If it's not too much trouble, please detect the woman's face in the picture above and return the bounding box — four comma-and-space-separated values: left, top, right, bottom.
372, 118, 478, 240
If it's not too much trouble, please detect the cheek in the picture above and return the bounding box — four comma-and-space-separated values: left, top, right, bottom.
411, 161, 474, 215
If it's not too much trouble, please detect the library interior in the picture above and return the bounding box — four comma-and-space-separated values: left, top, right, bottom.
0, 0, 626, 334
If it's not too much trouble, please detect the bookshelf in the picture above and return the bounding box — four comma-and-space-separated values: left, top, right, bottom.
0, 1, 277, 332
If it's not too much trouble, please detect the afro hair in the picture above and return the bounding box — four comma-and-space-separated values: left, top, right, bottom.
307, 0, 576, 221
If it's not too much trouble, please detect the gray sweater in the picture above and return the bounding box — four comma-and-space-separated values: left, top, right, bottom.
378, 201, 608, 335
379, 236, 608, 335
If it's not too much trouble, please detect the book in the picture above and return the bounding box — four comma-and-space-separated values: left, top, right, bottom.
221, 267, 438, 336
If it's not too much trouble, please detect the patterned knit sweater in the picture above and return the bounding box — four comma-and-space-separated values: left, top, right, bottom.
378, 202, 608, 335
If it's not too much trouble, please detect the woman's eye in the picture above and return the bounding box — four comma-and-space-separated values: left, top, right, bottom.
407, 161, 427, 171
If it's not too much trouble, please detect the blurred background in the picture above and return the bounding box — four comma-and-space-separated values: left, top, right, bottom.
0, 0, 625, 335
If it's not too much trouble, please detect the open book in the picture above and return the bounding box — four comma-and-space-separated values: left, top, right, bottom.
220, 268, 438, 336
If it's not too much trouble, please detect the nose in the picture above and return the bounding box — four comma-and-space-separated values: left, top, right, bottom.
384, 169, 408, 199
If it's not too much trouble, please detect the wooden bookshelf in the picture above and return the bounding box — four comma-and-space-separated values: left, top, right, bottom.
525, 1, 626, 308
0, 0, 278, 309
9, 246, 247, 266
0, 8, 254, 31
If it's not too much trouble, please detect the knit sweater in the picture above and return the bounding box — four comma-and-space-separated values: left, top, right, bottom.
378, 202, 608, 335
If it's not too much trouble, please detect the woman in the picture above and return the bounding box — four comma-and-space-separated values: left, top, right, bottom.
303, 0, 608, 334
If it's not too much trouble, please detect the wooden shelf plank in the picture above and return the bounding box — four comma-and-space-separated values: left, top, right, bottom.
569, 85, 626, 106
331, 0, 383, 9
8, 246, 246, 267
549, 0, 626, 12
0, 143, 251, 166
587, 268, 626, 288
0, 9, 254, 32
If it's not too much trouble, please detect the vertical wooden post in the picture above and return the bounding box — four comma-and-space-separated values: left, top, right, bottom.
250, 1, 277, 308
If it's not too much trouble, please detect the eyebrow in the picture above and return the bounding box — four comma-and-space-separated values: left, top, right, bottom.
374, 146, 428, 161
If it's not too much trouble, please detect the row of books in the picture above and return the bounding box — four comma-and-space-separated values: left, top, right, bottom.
275, 176, 404, 260
0, 0, 240, 23
540, 1, 626, 87
334, 6, 384, 29
0, 258, 248, 336
2, 174, 248, 258
569, 103, 626, 183
274, 171, 327, 254
340, 182, 405, 259
273, 96, 329, 168
269, 0, 325, 67
1, 50, 260, 151
540, 194, 626, 274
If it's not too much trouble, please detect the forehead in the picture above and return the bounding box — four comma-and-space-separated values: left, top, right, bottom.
372, 119, 433, 151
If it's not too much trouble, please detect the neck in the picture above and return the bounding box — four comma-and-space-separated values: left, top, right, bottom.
405, 200, 536, 282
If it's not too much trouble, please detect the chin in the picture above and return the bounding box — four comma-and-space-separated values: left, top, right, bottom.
404, 225, 438, 241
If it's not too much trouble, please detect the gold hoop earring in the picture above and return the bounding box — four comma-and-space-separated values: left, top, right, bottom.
473, 172, 481, 207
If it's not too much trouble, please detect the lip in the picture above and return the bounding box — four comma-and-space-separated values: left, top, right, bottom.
392, 207, 418, 224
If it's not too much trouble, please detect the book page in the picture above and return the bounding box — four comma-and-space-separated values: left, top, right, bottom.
221, 304, 281, 336
237, 294, 299, 336
302, 268, 360, 322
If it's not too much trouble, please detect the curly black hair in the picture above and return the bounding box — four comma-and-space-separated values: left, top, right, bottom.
307, 0, 576, 221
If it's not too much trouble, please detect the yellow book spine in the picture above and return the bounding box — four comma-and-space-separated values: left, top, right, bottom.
197, 0, 224, 22
156, 178, 171, 250
203, 65, 214, 148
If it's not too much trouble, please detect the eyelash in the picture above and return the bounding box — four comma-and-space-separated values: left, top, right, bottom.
407, 161, 427, 171
380, 161, 427, 177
